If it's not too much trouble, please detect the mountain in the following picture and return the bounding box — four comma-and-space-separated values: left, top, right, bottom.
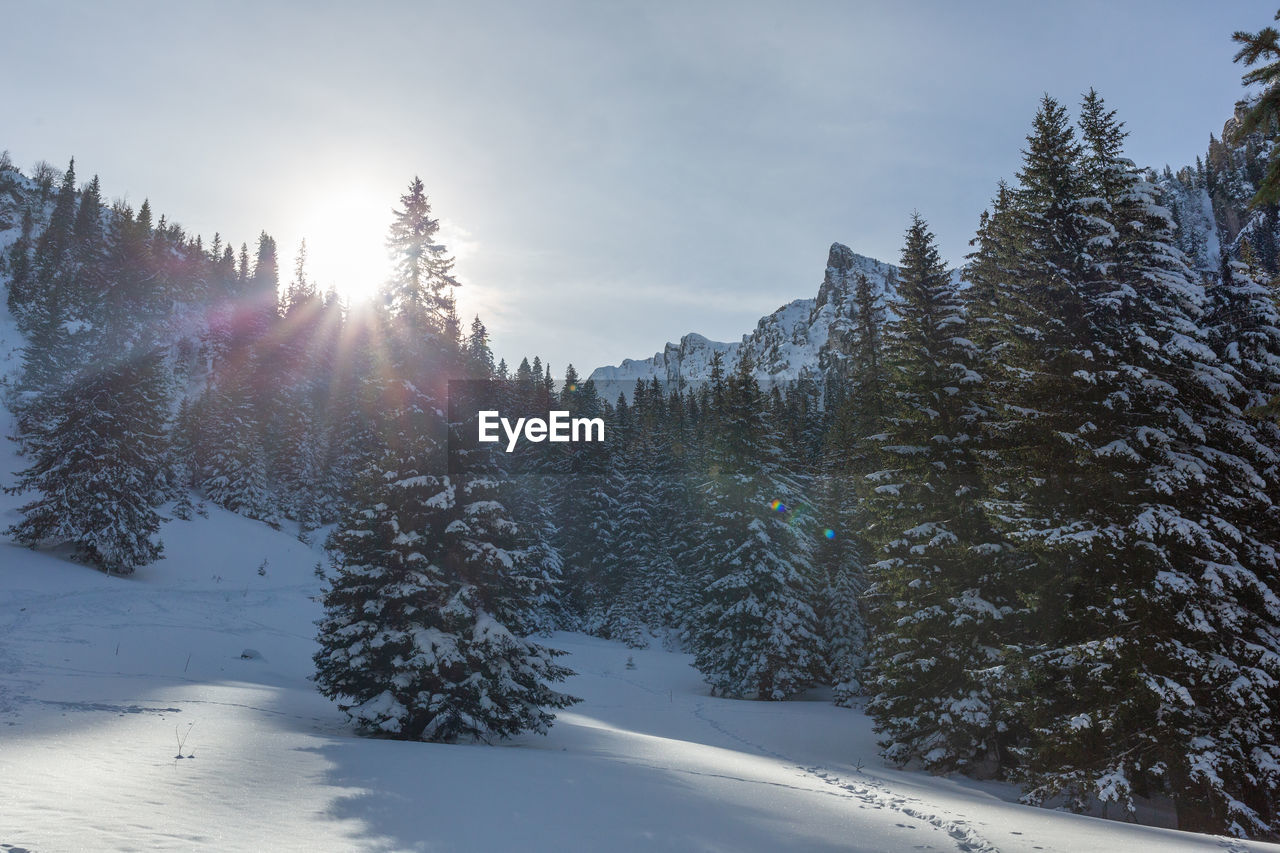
1157, 101, 1280, 279
588, 243, 897, 394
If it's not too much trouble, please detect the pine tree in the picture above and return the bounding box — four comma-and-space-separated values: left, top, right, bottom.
812, 264, 888, 703
269, 242, 326, 527
316, 184, 575, 742
385, 176, 457, 330
597, 380, 679, 647
691, 354, 823, 699
554, 374, 616, 630
16, 161, 81, 396
972, 91, 1280, 834
169, 396, 197, 521
1232, 12, 1280, 206
194, 360, 279, 525
6, 351, 170, 574
812, 470, 866, 706
4, 206, 35, 322
490, 352, 567, 635
861, 213, 1010, 773
316, 356, 578, 740
69, 174, 105, 317
467, 315, 496, 376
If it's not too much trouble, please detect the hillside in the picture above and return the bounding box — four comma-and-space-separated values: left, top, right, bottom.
1, 521, 1273, 851
5, 72, 1280, 847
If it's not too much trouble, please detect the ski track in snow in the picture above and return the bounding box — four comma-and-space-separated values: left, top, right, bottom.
801, 767, 998, 853
601, 658, 996, 853
689, 698, 997, 853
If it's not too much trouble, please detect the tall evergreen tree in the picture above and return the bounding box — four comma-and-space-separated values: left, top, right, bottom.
964, 91, 1280, 835
6, 351, 170, 574
316, 180, 575, 742
1232, 12, 1280, 206
691, 354, 823, 699
862, 214, 1011, 773
385, 176, 457, 330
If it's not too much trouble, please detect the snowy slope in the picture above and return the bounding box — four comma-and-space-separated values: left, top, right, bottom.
589, 243, 897, 393
1, 499, 1276, 851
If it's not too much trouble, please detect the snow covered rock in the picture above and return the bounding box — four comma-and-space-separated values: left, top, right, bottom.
589, 243, 897, 393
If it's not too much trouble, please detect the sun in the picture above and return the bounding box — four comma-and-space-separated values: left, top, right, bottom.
289, 183, 394, 303
283, 179, 484, 323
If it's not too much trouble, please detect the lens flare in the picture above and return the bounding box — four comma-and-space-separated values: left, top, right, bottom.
824, 528, 836, 540
770, 500, 787, 513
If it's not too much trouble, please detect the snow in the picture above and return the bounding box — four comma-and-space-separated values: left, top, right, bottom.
1, 489, 1276, 850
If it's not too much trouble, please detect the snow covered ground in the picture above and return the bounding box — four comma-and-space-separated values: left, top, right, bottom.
1, 490, 1277, 852
0, 291, 1273, 852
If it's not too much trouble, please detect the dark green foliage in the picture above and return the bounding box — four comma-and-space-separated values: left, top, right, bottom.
313, 177, 577, 742
690, 355, 824, 700
1233, 13, 1280, 207
6, 351, 170, 574
862, 214, 1011, 773
960, 90, 1280, 836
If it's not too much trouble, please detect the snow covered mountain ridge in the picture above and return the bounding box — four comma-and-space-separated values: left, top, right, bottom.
588, 243, 897, 391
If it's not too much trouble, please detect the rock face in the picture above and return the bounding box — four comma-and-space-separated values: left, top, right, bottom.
589, 243, 897, 394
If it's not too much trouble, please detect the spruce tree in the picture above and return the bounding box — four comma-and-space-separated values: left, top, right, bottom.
316, 181, 576, 741
554, 374, 616, 630
813, 264, 887, 704
1232, 12, 1280, 206
861, 214, 1010, 773
193, 360, 279, 525
316, 351, 578, 740
6, 351, 170, 574
691, 354, 823, 699
385, 176, 457, 330
971, 91, 1280, 834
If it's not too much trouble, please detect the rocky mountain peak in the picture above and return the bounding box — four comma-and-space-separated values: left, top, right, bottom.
589, 243, 897, 394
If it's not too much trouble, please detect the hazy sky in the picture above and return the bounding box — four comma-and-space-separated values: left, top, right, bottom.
2, 1, 1274, 375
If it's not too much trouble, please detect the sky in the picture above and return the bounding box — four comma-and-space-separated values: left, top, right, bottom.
1, 1, 1275, 375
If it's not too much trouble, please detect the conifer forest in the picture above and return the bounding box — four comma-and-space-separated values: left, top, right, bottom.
5, 5, 1280, 851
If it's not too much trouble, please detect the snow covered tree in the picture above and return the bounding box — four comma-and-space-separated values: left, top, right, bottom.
315, 369, 578, 741
6, 350, 171, 574
1232, 12, 1280, 207
168, 396, 197, 520
1176, 254, 1280, 835
315, 181, 575, 742
553, 374, 617, 630
193, 359, 279, 526
265, 242, 328, 528
486, 356, 566, 635
967, 91, 1280, 835
15, 162, 82, 399
592, 381, 684, 646
861, 213, 1012, 773
811, 476, 866, 707
691, 354, 823, 700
